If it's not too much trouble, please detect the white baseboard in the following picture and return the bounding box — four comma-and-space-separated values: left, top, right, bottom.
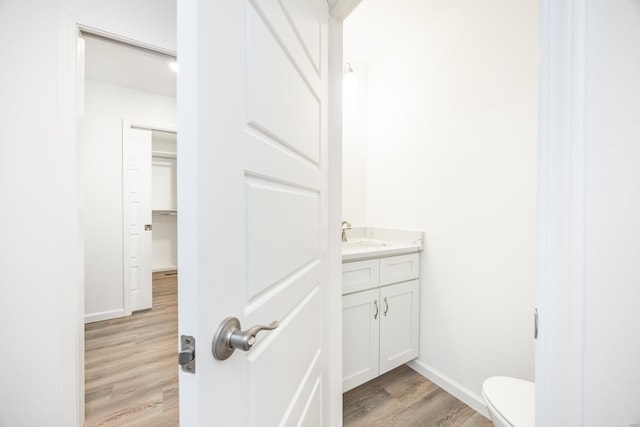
408, 359, 490, 418
152, 266, 178, 272
84, 308, 126, 324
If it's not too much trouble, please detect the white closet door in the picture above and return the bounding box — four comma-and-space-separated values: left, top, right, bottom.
123, 123, 153, 312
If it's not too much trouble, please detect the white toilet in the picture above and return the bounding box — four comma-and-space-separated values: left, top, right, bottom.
482, 376, 535, 427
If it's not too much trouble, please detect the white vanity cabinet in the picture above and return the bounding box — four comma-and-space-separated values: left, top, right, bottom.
342, 253, 420, 392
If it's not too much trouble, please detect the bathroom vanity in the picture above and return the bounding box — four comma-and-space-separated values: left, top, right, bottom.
341, 227, 423, 392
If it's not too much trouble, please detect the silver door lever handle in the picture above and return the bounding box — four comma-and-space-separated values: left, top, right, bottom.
212, 317, 279, 360
229, 321, 279, 351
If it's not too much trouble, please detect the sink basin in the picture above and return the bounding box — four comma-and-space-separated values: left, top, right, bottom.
340, 227, 423, 261
341, 238, 421, 261
342, 240, 390, 249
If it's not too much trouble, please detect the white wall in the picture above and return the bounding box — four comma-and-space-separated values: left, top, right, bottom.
341, 61, 368, 226
82, 80, 176, 322
0, 1, 175, 425
582, 0, 640, 424
343, 0, 538, 412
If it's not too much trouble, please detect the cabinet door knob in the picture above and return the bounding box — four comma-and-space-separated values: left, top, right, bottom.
373, 299, 378, 320
383, 297, 389, 316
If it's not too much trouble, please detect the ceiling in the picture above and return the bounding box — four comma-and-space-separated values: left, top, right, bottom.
82, 2, 456, 95
83, 34, 176, 97
343, 0, 459, 65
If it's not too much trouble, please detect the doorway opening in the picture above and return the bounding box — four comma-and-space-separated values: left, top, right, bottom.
80, 31, 179, 425
339, 0, 538, 423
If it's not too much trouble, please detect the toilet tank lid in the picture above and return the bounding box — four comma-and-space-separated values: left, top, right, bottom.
483, 376, 535, 427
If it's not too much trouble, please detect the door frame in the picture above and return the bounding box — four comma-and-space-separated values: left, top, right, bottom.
332, 0, 587, 423
331, 0, 588, 423
62, 12, 177, 425
122, 121, 177, 315
326, 11, 348, 426
536, 0, 587, 424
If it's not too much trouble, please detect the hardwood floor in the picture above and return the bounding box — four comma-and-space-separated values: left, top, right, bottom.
85, 272, 490, 426
344, 365, 494, 427
84, 271, 179, 426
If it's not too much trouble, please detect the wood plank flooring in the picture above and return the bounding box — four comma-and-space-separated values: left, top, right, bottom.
84, 271, 179, 426
344, 364, 494, 427
85, 271, 491, 426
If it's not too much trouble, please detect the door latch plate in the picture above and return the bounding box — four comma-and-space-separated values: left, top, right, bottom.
179, 335, 196, 373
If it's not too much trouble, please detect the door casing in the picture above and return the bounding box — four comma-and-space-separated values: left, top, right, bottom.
62, 14, 178, 425
536, 0, 587, 424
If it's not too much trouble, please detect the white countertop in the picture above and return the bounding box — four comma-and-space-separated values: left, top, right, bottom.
341, 227, 423, 262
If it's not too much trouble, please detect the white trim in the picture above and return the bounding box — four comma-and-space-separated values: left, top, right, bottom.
60, 12, 84, 426
326, 15, 344, 427
328, 0, 362, 20
536, 0, 587, 424
84, 309, 127, 324
176, 1, 198, 423
130, 122, 178, 133
408, 360, 490, 418
62, 10, 177, 426
75, 16, 176, 57
153, 267, 178, 273
122, 120, 134, 317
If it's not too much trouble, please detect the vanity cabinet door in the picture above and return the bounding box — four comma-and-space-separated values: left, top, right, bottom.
379, 280, 420, 374
342, 288, 380, 392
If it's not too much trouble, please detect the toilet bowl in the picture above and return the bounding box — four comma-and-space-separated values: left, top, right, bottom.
482, 376, 534, 427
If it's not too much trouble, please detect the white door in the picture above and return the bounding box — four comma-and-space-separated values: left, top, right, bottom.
178, 0, 332, 425
122, 123, 153, 313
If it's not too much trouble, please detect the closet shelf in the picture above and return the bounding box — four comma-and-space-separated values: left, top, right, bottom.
152, 209, 178, 216
152, 150, 177, 159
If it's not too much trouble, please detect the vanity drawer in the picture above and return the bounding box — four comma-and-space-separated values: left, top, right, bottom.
379, 253, 419, 286
342, 259, 380, 295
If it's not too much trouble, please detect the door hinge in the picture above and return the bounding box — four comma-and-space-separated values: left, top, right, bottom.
534, 309, 538, 339
178, 335, 196, 373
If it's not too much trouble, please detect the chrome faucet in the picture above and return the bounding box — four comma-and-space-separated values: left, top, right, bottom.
341, 221, 352, 242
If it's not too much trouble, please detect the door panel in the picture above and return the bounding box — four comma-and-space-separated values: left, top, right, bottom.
243, 4, 327, 423
177, 0, 329, 424
279, 0, 322, 72
247, 2, 321, 164
245, 176, 320, 298
248, 289, 321, 426
298, 377, 323, 426
123, 125, 152, 312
